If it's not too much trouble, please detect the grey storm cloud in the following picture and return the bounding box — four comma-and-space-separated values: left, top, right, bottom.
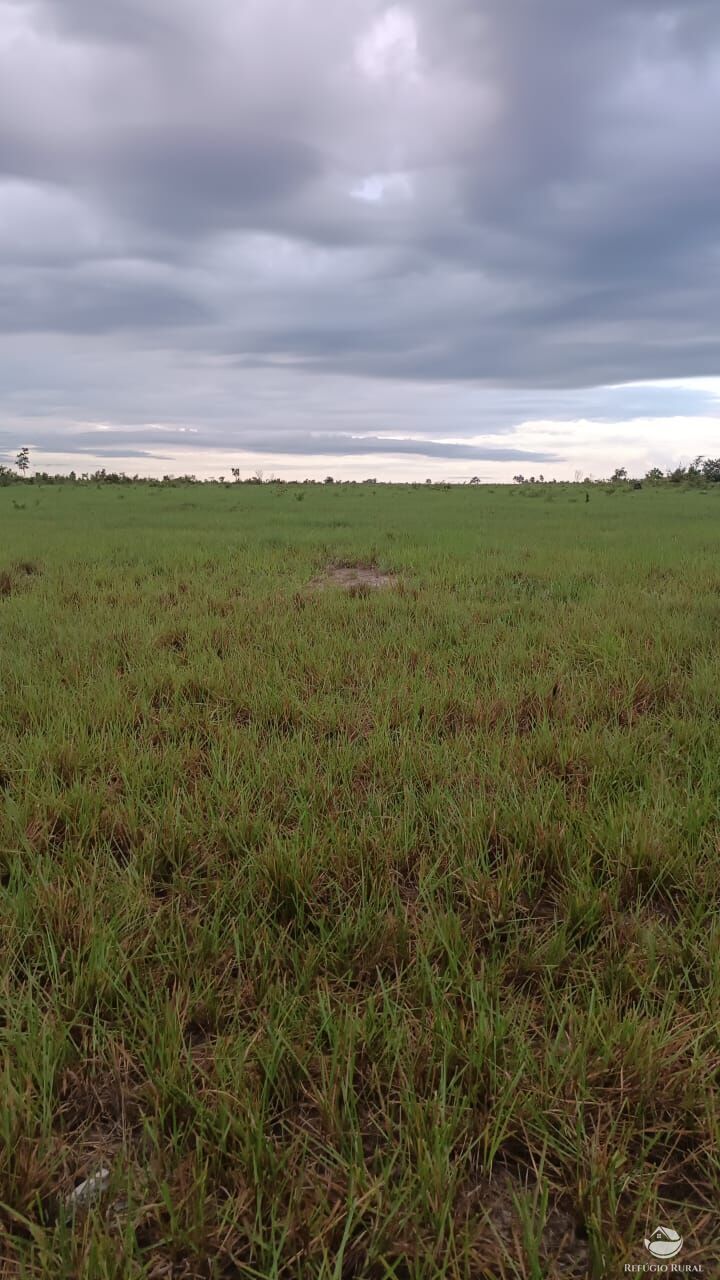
0, 422, 554, 463
1, 0, 719, 468
0, 268, 207, 333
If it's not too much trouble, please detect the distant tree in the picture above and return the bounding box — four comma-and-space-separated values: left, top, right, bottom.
668, 466, 686, 484
231, 467, 241, 483
611, 467, 627, 482
538, 474, 544, 483
686, 456, 704, 484
702, 458, 720, 483
513, 474, 525, 484
15, 446, 29, 475
425, 478, 432, 485
324, 476, 334, 485
644, 467, 664, 483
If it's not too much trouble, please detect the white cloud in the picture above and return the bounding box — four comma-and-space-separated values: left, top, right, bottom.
350, 171, 414, 202
355, 7, 420, 83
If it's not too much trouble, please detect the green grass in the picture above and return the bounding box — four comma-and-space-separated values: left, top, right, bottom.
1, 481, 719, 1277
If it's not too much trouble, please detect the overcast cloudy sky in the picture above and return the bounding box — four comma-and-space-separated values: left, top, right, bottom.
1, 0, 719, 480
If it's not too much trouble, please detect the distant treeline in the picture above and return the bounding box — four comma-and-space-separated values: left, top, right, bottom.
1, 458, 720, 487
0, 467, 381, 487
511, 459, 720, 486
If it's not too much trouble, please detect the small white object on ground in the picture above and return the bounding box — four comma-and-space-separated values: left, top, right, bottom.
64, 1167, 111, 1213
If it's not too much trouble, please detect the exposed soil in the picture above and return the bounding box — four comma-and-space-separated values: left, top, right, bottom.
308, 562, 399, 592
466, 1166, 590, 1278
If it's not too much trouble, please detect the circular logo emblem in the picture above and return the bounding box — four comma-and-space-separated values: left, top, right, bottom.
644, 1227, 683, 1259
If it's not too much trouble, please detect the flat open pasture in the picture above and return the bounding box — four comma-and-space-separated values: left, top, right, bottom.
1, 482, 719, 1277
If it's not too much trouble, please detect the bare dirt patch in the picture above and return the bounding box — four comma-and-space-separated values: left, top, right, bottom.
0, 560, 42, 600
464, 1165, 590, 1278
308, 562, 399, 593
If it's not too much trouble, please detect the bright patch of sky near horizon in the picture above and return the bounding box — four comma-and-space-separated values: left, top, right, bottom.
1, 0, 719, 480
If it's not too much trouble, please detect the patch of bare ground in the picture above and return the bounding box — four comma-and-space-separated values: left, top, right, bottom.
307, 561, 399, 593
0, 560, 42, 599
463, 1165, 590, 1278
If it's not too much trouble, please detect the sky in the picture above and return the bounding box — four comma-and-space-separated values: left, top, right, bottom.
1, 0, 719, 482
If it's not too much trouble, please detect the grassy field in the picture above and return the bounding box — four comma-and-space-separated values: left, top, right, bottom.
1, 480, 719, 1278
